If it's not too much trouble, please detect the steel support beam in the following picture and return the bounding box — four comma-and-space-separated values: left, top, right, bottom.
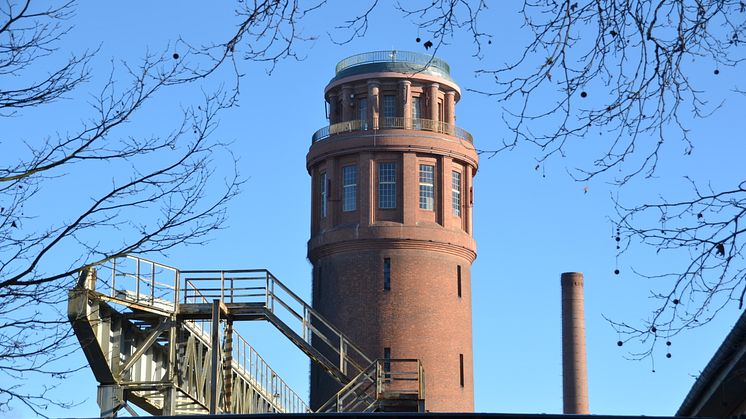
97, 384, 124, 418
118, 319, 171, 380
209, 299, 220, 414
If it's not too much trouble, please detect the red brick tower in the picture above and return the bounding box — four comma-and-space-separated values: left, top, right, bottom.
307, 51, 478, 412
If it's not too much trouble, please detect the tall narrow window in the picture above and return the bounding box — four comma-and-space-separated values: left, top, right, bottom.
378, 163, 396, 209
342, 165, 357, 212
419, 164, 435, 210
320, 172, 328, 218
452, 171, 462, 216
358, 98, 368, 129
459, 354, 465, 387
383, 258, 391, 290
457, 265, 462, 298
384, 347, 392, 378
382, 95, 396, 127
412, 96, 421, 129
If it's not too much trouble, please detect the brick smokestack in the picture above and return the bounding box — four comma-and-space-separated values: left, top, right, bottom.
561, 272, 589, 414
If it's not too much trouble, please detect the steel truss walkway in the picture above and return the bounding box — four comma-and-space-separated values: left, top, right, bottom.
68, 256, 424, 417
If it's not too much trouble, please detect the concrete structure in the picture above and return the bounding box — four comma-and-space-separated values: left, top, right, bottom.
561, 272, 590, 414
307, 51, 478, 412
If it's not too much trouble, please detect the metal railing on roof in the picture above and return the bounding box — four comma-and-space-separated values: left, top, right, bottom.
311, 117, 473, 144
335, 50, 450, 76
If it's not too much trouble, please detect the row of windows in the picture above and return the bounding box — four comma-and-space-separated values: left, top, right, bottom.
342, 94, 436, 122
320, 163, 464, 216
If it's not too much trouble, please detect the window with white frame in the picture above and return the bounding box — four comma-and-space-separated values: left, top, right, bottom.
320, 172, 328, 218
342, 165, 357, 212
377, 162, 396, 209
412, 96, 421, 129
382, 95, 396, 127
452, 171, 462, 216
419, 164, 435, 210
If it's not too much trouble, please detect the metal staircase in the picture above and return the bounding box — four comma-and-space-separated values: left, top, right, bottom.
68, 255, 424, 416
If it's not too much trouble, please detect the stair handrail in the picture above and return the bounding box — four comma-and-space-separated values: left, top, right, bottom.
317, 360, 378, 413
80, 256, 309, 414
86, 255, 379, 412
178, 268, 373, 379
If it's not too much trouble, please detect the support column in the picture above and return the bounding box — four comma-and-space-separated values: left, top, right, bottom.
341, 85, 353, 122
439, 156, 452, 228
223, 320, 234, 413
561, 272, 590, 414
328, 158, 338, 227
209, 299, 220, 414
402, 153, 417, 225
97, 385, 124, 418
368, 80, 380, 129
399, 80, 411, 128
428, 83, 440, 125
360, 153, 373, 225
466, 168, 474, 234
328, 95, 337, 124
445, 91, 456, 133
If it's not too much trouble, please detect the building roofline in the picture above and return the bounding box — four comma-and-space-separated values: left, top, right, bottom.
677, 310, 746, 416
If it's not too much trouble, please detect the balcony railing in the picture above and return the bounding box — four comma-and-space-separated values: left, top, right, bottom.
335, 50, 450, 77
311, 117, 473, 144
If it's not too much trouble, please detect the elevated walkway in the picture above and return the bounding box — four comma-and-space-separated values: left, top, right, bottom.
69, 256, 424, 416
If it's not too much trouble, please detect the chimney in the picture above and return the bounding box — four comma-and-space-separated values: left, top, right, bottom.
561, 272, 589, 414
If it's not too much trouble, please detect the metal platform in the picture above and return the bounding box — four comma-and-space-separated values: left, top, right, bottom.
69, 255, 425, 417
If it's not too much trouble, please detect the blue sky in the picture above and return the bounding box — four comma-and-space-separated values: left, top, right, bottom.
2, 1, 745, 417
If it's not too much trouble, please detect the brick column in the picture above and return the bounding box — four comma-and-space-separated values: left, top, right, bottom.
360, 153, 373, 225
445, 91, 456, 133
399, 80, 411, 129
561, 272, 590, 414
341, 85, 353, 122
428, 83, 440, 123
368, 80, 380, 129
439, 156, 452, 228
466, 168, 474, 234
328, 94, 337, 124
327, 158, 338, 227
403, 152, 417, 225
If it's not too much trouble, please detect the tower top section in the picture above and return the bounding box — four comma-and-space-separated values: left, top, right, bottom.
324, 50, 461, 102
331, 50, 453, 83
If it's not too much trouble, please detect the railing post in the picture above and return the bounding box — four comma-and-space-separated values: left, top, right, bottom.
135, 259, 140, 301
220, 271, 225, 302
111, 258, 117, 297
174, 270, 180, 312
376, 361, 382, 399
265, 272, 270, 311
270, 275, 275, 313
150, 261, 155, 302
301, 306, 306, 341
339, 338, 347, 375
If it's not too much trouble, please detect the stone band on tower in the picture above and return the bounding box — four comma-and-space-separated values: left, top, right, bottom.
307, 51, 478, 412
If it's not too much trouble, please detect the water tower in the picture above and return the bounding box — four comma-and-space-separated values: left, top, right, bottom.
307, 50, 478, 411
